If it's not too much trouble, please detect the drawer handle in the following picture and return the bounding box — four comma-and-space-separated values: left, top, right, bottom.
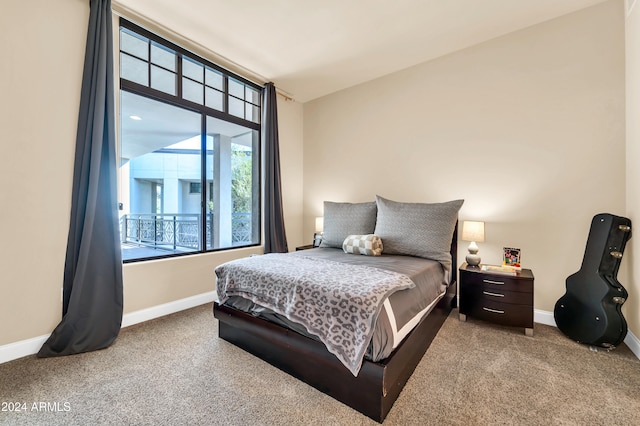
483, 291, 504, 298
483, 279, 505, 285
483, 307, 505, 314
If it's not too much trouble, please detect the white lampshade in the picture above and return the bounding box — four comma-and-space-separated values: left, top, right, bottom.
462, 221, 485, 243
315, 217, 324, 233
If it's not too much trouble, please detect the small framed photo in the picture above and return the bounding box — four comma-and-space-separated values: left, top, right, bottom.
503, 247, 521, 269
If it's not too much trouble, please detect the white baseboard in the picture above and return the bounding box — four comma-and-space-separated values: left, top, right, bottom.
0, 292, 216, 365
534, 309, 557, 327
535, 309, 640, 360
0, 334, 51, 365
623, 327, 640, 360
120, 291, 216, 328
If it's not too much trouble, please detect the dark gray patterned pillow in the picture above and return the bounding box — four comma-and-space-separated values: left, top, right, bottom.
373, 196, 463, 272
320, 201, 377, 248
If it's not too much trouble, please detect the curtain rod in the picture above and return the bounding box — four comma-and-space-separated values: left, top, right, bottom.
111, 1, 296, 102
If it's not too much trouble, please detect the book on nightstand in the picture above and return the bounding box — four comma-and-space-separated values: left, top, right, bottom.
481, 264, 518, 275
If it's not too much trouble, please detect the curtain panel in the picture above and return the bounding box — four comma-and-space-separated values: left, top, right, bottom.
262, 83, 288, 253
38, 0, 123, 357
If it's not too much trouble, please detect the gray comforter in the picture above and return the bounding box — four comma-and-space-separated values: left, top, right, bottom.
215, 253, 415, 376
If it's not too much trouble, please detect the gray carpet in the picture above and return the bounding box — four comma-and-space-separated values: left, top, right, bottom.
1, 304, 639, 425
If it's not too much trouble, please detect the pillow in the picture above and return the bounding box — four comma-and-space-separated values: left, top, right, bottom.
342, 234, 383, 256
373, 196, 464, 271
319, 201, 377, 248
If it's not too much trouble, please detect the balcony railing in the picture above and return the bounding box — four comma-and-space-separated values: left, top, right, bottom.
120, 213, 252, 251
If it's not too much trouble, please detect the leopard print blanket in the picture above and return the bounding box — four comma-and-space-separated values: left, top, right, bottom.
215, 253, 415, 376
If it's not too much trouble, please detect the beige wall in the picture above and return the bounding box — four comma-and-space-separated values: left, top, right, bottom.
626, 1, 640, 342
1, 0, 88, 346
277, 97, 305, 249
0, 0, 304, 347
303, 1, 627, 324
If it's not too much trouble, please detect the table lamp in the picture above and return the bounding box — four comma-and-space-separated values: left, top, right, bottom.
462, 220, 485, 266
313, 217, 323, 247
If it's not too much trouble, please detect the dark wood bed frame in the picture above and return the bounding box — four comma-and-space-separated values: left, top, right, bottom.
213, 227, 457, 423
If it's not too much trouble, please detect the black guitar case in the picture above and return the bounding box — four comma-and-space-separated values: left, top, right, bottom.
554, 213, 632, 349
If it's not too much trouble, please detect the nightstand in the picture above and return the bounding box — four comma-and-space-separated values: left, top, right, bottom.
459, 263, 535, 336
295, 244, 315, 251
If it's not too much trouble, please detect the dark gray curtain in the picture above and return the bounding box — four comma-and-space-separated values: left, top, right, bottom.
262, 83, 288, 253
38, 0, 123, 357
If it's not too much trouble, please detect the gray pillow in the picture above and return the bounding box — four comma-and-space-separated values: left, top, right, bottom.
373, 196, 463, 271
320, 201, 377, 248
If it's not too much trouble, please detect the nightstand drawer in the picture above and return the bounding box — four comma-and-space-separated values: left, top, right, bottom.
460, 269, 533, 293
463, 285, 532, 305
467, 299, 533, 328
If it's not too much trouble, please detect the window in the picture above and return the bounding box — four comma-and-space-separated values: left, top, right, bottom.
189, 182, 201, 194
118, 19, 261, 262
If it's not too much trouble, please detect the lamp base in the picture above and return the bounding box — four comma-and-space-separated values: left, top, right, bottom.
466, 253, 481, 266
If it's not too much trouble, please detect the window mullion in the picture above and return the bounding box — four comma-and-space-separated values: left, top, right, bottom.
177, 55, 183, 99
200, 113, 207, 251
224, 76, 229, 114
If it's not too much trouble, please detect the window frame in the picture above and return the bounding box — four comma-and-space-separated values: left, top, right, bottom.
118, 18, 262, 263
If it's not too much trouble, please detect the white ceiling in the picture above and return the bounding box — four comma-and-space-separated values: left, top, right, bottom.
120, 91, 255, 161
113, 0, 607, 103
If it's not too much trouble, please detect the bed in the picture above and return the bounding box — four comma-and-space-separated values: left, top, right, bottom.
213, 196, 462, 422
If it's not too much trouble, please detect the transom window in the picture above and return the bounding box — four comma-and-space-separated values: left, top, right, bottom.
118, 19, 261, 262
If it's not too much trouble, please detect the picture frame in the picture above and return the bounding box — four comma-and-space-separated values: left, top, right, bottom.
503, 247, 521, 269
